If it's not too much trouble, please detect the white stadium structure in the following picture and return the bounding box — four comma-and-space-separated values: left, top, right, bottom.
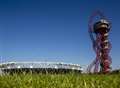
0, 62, 83, 74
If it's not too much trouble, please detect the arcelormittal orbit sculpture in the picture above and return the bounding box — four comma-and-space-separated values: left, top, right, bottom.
87, 11, 112, 73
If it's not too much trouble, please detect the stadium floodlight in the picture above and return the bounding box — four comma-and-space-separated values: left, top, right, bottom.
17, 66, 21, 68
72, 67, 75, 70
55, 66, 58, 69
7, 66, 11, 69
30, 66, 33, 68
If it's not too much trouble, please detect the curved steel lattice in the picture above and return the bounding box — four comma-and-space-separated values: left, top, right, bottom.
87, 11, 112, 73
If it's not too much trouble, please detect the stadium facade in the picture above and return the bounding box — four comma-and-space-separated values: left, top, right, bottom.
0, 62, 82, 74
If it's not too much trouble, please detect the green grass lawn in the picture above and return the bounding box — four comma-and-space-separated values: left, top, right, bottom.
0, 73, 120, 88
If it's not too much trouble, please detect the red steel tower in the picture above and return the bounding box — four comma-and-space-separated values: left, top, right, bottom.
87, 11, 112, 73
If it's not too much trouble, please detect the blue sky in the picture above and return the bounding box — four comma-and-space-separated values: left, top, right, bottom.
0, 0, 120, 69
